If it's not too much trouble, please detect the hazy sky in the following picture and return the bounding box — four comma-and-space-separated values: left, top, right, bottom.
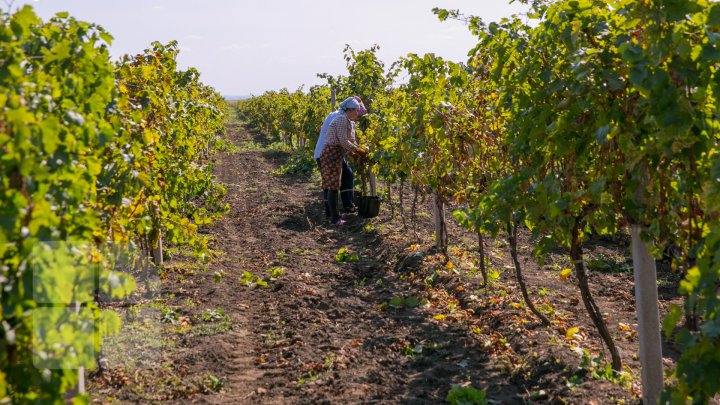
10, 1, 529, 96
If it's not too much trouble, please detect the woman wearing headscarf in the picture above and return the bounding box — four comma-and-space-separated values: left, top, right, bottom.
319, 96, 368, 225
314, 96, 367, 219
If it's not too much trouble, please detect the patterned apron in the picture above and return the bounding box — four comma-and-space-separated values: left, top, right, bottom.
319, 144, 345, 190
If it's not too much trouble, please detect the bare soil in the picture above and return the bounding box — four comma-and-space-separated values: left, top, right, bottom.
89, 119, 686, 404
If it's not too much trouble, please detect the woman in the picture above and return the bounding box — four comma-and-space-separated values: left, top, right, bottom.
319, 97, 368, 225
314, 96, 366, 218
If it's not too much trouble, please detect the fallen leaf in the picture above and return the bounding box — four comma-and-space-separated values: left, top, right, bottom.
566, 327, 580, 340
560, 268, 573, 281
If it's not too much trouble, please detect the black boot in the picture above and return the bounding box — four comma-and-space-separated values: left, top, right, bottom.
322, 189, 330, 218
328, 190, 341, 224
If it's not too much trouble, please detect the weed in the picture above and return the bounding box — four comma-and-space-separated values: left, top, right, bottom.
266, 266, 286, 280
539, 303, 557, 317
427, 342, 444, 351
241, 271, 268, 288
160, 308, 180, 324
290, 247, 317, 256
199, 308, 226, 323
200, 373, 226, 393
323, 354, 337, 369
273, 148, 315, 175
572, 348, 633, 388
404, 343, 423, 357
485, 265, 502, 281
586, 253, 631, 273
194, 308, 231, 335
236, 140, 265, 151
388, 295, 427, 308
537, 287, 552, 297
446, 384, 487, 405
566, 374, 584, 389
335, 247, 359, 263
296, 370, 316, 385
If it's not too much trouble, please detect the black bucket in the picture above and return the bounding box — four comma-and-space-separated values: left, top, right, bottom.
358, 194, 369, 217
359, 196, 381, 218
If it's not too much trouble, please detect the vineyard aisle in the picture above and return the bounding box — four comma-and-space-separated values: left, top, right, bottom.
106, 117, 660, 405
192, 120, 517, 404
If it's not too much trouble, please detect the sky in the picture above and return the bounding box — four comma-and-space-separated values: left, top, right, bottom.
9, 0, 529, 97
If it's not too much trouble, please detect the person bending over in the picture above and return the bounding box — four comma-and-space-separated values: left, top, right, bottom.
318, 97, 368, 225
314, 96, 366, 219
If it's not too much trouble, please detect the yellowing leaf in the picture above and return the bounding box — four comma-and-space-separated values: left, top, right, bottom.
90, 250, 103, 264
433, 314, 446, 321
566, 327, 580, 340
560, 268, 573, 280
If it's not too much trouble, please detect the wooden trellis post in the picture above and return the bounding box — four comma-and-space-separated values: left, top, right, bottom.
631, 224, 663, 405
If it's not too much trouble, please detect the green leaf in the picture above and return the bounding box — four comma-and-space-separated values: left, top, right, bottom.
433, 8, 450, 22
679, 266, 701, 294
99, 31, 114, 45
40, 118, 61, 154
10, 5, 40, 35
709, 3, 720, 27
594, 125, 610, 143
662, 305, 683, 337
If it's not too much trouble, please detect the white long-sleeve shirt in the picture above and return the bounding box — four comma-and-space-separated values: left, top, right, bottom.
313, 110, 343, 159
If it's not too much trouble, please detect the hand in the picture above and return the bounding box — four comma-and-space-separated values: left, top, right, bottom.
351, 150, 367, 162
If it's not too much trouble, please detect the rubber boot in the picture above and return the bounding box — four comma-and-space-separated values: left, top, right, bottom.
322, 189, 330, 218
328, 190, 341, 224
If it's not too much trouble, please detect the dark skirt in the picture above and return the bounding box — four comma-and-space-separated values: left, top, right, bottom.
319, 144, 344, 190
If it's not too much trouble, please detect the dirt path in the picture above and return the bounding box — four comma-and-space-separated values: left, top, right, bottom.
192, 122, 524, 404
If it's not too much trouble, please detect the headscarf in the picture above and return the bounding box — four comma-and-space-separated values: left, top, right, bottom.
339, 96, 368, 116
339, 97, 360, 111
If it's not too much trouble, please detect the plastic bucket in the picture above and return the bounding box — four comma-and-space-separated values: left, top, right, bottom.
359, 196, 381, 218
